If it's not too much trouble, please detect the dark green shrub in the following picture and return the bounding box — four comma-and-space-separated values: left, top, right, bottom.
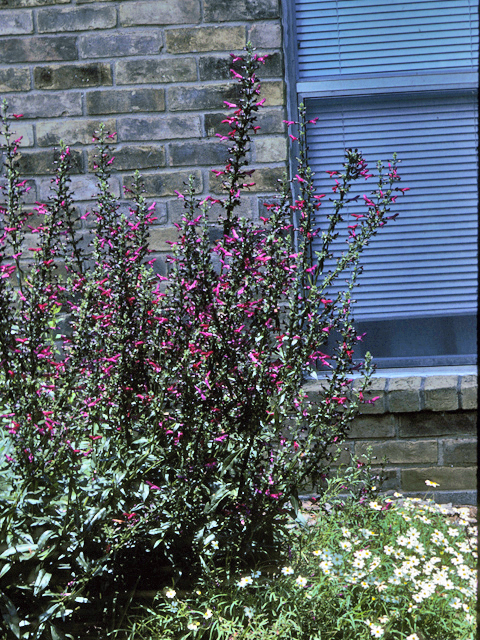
0, 45, 404, 639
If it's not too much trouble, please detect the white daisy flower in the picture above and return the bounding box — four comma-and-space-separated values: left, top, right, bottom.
369, 624, 384, 637
187, 621, 200, 631
354, 549, 371, 559
456, 564, 472, 580
237, 576, 253, 587
319, 560, 333, 574
281, 566, 294, 576
449, 597, 462, 610
165, 588, 176, 599
352, 558, 365, 569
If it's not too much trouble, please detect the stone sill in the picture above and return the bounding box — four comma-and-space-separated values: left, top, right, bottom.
303, 371, 477, 413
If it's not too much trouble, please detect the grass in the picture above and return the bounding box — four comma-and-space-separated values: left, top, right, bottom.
110, 490, 477, 640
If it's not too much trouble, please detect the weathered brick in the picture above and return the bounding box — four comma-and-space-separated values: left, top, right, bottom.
371, 467, 398, 491
37, 6, 116, 33
0, 68, 30, 92
171, 81, 283, 112
210, 166, 283, 193
398, 410, 477, 438
145, 202, 168, 226
169, 141, 228, 167
353, 377, 387, 414
95, 200, 168, 226
355, 439, 437, 465
165, 26, 245, 54
123, 170, 202, 199
260, 81, 284, 106
116, 58, 196, 85
118, 115, 202, 142
387, 376, 422, 413
24, 206, 82, 234
348, 414, 396, 439
4, 122, 34, 147
15, 149, 83, 175
204, 0, 279, 21
37, 119, 116, 147
169, 83, 242, 111
119, 0, 201, 26
199, 52, 282, 82
0, 35, 77, 63
20, 231, 41, 252
0, 9, 33, 35
460, 374, 477, 409
86, 89, 165, 116
148, 227, 182, 252
205, 107, 286, 137
248, 22, 282, 49
401, 466, 477, 492
424, 375, 459, 411
168, 194, 256, 224
87, 145, 166, 172
296, 380, 329, 405
441, 438, 477, 465
79, 31, 163, 59
34, 63, 112, 90
254, 136, 287, 163
3, 93, 82, 118
38, 174, 120, 201
329, 443, 354, 467
0, 177, 36, 201
0, 0, 69, 6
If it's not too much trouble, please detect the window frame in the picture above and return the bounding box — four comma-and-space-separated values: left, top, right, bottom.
280, 0, 478, 369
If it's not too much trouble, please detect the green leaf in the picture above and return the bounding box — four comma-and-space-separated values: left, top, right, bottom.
33, 569, 52, 596
37, 529, 55, 548
0, 563, 10, 579
85, 506, 107, 528
50, 624, 65, 640
0, 591, 21, 639
0, 543, 38, 559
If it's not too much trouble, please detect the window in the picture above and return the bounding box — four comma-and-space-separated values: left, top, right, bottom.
282, 0, 478, 366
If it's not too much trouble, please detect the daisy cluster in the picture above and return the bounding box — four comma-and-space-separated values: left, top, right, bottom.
151, 490, 476, 639
308, 494, 477, 637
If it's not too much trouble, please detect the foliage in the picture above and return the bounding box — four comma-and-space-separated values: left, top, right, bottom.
116, 478, 477, 640
0, 44, 405, 638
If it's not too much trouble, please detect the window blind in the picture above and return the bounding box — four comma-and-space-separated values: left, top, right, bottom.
295, 0, 479, 78
306, 91, 478, 320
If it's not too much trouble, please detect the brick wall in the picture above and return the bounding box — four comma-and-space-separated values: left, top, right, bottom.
0, 0, 477, 503
0, 0, 286, 277
305, 373, 477, 504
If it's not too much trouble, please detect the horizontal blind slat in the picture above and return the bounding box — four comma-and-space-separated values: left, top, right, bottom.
296, 0, 479, 78
306, 91, 478, 319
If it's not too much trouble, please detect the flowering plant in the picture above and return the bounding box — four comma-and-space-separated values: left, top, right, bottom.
0, 44, 405, 638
